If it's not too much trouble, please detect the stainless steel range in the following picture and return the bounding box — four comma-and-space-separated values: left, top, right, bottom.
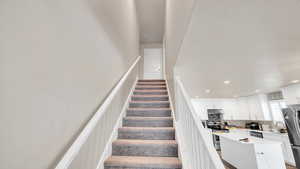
206, 109, 229, 150
207, 109, 224, 130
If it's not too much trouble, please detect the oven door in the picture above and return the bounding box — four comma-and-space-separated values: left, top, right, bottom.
213, 134, 221, 151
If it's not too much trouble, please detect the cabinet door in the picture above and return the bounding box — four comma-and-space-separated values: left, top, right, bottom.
264, 134, 293, 165
223, 99, 237, 120
236, 97, 250, 120
248, 96, 262, 120
258, 94, 272, 121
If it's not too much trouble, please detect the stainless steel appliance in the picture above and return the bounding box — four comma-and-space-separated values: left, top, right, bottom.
207, 109, 224, 130
249, 130, 264, 138
245, 122, 260, 130
282, 104, 300, 169
206, 109, 229, 150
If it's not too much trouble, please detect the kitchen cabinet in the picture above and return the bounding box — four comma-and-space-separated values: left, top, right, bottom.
247, 95, 271, 121
237, 95, 271, 121
263, 133, 296, 166
248, 95, 261, 120
223, 99, 238, 120
236, 97, 250, 120
191, 94, 272, 121
218, 132, 286, 169
230, 129, 296, 166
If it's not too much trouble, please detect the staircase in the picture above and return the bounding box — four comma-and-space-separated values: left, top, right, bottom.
104, 79, 182, 169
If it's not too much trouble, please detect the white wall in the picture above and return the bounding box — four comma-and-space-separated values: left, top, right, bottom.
282, 84, 300, 105
164, 0, 195, 99
0, 0, 139, 169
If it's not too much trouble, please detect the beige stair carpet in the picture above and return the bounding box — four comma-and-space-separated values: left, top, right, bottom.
104, 79, 182, 169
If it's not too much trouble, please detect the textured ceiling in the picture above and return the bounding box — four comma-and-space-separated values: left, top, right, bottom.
136, 0, 165, 43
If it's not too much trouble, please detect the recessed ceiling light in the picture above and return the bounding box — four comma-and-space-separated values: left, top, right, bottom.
255, 89, 260, 93
205, 89, 211, 93
291, 80, 299, 84
195, 96, 199, 98
224, 80, 231, 84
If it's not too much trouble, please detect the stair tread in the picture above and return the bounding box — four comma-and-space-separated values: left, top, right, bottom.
136, 85, 166, 87
113, 139, 177, 145
134, 89, 167, 92
128, 107, 171, 110
138, 79, 165, 81
119, 127, 175, 130
105, 156, 181, 167
124, 116, 172, 120
130, 100, 169, 103
137, 82, 166, 83
132, 95, 168, 97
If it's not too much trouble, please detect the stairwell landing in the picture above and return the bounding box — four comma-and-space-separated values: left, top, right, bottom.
104, 79, 182, 169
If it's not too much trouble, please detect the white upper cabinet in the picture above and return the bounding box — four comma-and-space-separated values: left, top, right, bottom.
222, 99, 238, 120
236, 97, 250, 120
237, 94, 271, 121
248, 95, 262, 120
191, 94, 272, 121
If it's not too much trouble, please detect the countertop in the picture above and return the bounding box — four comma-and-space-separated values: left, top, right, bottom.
214, 132, 282, 145
229, 128, 289, 137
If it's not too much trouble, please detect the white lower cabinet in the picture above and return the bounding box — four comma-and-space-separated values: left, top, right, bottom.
263, 133, 296, 166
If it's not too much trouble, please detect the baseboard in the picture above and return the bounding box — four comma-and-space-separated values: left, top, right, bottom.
96, 77, 138, 169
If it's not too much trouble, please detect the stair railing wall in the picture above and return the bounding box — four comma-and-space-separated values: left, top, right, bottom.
174, 76, 225, 169
54, 56, 141, 169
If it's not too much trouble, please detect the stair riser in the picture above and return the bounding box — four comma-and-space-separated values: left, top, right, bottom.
112, 143, 178, 157
118, 129, 175, 140
129, 102, 170, 108
135, 87, 167, 90
123, 119, 173, 127
133, 91, 168, 95
137, 83, 166, 86
132, 97, 169, 101
126, 110, 171, 117
138, 80, 166, 82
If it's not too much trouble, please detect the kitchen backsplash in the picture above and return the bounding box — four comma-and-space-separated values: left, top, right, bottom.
225, 120, 279, 130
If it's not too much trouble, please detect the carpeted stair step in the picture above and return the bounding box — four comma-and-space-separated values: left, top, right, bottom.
112, 139, 178, 157
118, 127, 175, 140
126, 108, 172, 117
129, 101, 170, 108
134, 90, 168, 95
123, 117, 173, 127
104, 156, 182, 169
135, 85, 167, 90
132, 95, 169, 101
138, 79, 166, 82
137, 82, 166, 86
